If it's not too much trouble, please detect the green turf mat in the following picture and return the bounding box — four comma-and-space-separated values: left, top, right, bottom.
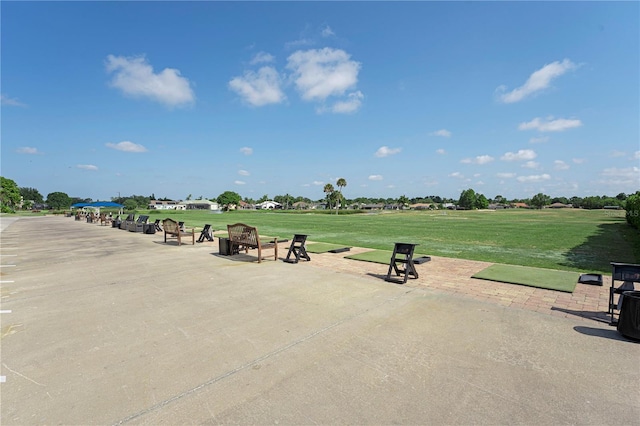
472, 264, 578, 293
306, 242, 352, 253
345, 250, 430, 265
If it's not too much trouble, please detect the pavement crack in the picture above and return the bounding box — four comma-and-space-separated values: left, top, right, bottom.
2, 362, 46, 387
112, 288, 416, 425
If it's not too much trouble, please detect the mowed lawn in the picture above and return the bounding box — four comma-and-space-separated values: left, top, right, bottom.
142, 208, 638, 273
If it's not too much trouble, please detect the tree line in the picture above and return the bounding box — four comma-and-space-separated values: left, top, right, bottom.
0, 175, 636, 220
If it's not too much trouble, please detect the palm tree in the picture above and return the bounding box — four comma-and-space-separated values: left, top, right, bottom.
336, 178, 347, 214
323, 184, 335, 211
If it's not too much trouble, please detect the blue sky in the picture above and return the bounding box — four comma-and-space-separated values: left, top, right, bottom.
2, 1, 639, 202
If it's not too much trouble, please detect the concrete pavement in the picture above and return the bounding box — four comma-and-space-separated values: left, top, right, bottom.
0, 215, 638, 425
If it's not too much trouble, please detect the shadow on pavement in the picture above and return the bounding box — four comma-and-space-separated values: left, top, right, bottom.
551, 306, 611, 324
573, 326, 638, 343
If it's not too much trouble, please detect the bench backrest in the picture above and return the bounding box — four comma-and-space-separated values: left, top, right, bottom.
227, 223, 259, 246
162, 218, 180, 234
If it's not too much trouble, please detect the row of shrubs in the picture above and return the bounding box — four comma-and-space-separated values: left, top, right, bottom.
626, 193, 640, 229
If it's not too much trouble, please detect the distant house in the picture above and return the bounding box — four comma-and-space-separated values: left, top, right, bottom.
293, 201, 311, 210
511, 202, 530, 209
548, 202, 572, 209
148, 200, 180, 210
181, 200, 220, 211
410, 203, 435, 210
238, 200, 254, 210
256, 200, 282, 210
359, 203, 384, 210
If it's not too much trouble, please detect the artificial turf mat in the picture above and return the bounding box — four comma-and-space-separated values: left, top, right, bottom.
305, 242, 352, 253
344, 250, 430, 265
472, 264, 578, 293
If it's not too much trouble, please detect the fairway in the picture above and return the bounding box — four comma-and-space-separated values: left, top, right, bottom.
134, 209, 635, 273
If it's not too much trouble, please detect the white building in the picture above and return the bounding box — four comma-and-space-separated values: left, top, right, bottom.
148, 200, 180, 210
179, 200, 220, 211
255, 200, 282, 210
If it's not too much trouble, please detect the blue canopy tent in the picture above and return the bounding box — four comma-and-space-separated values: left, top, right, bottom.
90, 201, 124, 215
90, 202, 124, 208
71, 202, 92, 209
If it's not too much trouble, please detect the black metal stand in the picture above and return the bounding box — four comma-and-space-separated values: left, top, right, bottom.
284, 234, 310, 263
197, 224, 214, 243
609, 262, 640, 325
385, 243, 418, 284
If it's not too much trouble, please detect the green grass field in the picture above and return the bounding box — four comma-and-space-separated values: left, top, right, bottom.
120, 208, 638, 274
16, 208, 637, 273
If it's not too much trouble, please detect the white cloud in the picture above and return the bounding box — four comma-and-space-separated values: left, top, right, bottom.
250, 52, 275, 65
522, 161, 540, 169
610, 150, 626, 158
430, 129, 452, 138
375, 146, 402, 158
368, 175, 383, 181
518, 117, 583, 132
312, 181, 324, 186
601, 166, 640, 180
554, 160, 570, 170
321, 25, 335, 38
106, 141, 147, 153
496, 172, 516, 178
238, 170, 250, 176
497, 59, 577, 103
77, 164, 98, 171
461, 155, 494, 165
229, 66, 285, 106
287, 47, 361, 101
635, 151, 640, 160
597, 167, 640, 188
240, 147, 253, 155
436, 149, 446, 155
234, 180, 246, 185
1, 94, 27, 107
327, 91, 364, 114
449, 172, 464, 179
105, 55, 195, 107
529, 136, 549, 144
16, 146, 42, 155
573, 158, 586, 164
285, 38, 314, 50
501, 149, 537, 161
517, 174, 551, 182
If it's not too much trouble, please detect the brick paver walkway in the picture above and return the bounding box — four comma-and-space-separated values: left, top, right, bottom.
270, 241, 615, 325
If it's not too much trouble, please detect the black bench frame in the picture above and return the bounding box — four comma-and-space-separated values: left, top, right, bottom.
385, 243, 419, 284
197, 224, 215, 243
284, 234, 310, 263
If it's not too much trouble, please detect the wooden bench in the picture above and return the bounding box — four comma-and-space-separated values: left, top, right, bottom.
227, 223, 278, 263
99, 213, 112, 226
162, 218, 195, 245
